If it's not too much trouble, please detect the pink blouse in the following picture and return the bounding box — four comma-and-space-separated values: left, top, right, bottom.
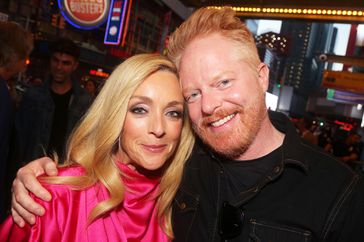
0, 162, 170, 242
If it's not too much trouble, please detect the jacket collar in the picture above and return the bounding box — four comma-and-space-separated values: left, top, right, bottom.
42, 77, 83, 94
269, 111, 309, 173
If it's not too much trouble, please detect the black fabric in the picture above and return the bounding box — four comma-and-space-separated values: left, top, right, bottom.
48, 88, 72, 159
221, 147, 282, 202
0, 77, 15, 221
172, 111, 364, 242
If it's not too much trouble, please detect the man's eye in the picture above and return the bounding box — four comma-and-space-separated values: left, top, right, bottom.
130, 107, 147, 114
185, 92, 200, 103
220, 79, 230, 87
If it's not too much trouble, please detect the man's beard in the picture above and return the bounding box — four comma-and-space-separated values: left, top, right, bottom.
193, 92, 267, 160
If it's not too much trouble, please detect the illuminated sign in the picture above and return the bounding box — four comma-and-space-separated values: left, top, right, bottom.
334, 120, 354, 131
58, 0, 110, 30
327, 89, 364, 105
89, 69, 110, 78
322, 70, 364, 94
104, 0, 129, 45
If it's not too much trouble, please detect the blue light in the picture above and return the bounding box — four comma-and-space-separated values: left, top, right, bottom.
57, 0, 109, 30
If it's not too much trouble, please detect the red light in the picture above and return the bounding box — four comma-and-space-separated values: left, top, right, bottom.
334, 120, 353, 131
89, 69, 109, 78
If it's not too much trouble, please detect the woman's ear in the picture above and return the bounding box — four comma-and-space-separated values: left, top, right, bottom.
257, 63, 269, 92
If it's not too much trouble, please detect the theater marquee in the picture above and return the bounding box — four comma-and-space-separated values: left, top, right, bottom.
58, 0, 110, 29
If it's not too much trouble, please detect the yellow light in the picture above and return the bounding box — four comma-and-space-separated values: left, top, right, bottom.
332, 10, 337, 15
248, 7, 252, 11
284, 9, 288, 13
312, 9, 317, 14
342, 10, 347, 15
275, 8, 279, 13
322, 10, 326, 14
308, 9, 312, 14
288, 9, 292, 13
359, 11, 363, 16
327, 10, 332, 14
303, 9, 307, 14
337, 10, 342, 15
317, 10, 321, 14
263, 8, 267, 12
279, 9, 283, 13
353, 11, 357, 16
257, 8, 261, 12
297, 9, 302, 13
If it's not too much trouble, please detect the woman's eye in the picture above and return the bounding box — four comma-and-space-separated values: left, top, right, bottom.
130, 107, 147, 114
167, 110, 183, 118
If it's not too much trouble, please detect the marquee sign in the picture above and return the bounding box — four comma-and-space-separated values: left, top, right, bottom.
58, 0, 110, 29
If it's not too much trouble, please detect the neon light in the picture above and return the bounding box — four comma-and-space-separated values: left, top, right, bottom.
89, 69, 110, 78
104, 0, 129, 45
57, 0, 109, 30
121, 0, 132, 47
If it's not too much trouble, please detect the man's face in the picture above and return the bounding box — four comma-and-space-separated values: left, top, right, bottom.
179, 33, 269, 159
50, 52, 78, 84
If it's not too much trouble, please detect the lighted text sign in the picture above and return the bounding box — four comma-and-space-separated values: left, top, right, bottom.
58, 0, 110, 29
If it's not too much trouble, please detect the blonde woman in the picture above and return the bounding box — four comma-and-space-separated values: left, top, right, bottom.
0, 53, 194, 241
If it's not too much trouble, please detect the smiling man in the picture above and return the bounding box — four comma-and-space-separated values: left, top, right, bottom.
167, 7, 364, 242
15, 38, 91, 164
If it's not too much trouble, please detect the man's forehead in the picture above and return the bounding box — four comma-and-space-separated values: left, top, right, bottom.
52, 52, 77, 61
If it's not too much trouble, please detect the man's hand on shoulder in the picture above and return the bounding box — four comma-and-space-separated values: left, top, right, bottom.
11, 157, 58, 227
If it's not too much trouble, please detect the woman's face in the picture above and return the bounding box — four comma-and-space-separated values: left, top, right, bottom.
85, 81, 96, 94
117, 70, 184, 172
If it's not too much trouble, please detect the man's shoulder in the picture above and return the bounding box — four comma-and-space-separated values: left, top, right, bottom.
299, 142, 361, 186
22, 85, 49, 100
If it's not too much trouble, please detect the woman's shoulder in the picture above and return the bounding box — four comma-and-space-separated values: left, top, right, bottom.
56, 164, 86, 176
37, 164, 87, 197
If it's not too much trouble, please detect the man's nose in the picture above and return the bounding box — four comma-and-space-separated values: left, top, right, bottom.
201, 91, 221, 115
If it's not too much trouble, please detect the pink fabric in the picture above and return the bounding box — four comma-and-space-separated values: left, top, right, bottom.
0, 163, 170, 242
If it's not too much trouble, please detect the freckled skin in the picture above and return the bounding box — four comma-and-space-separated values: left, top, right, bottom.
179, 33, 269, 159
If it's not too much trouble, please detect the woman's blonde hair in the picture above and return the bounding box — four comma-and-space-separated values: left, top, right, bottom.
167, 7, 260, 70
44, 53, 195, 238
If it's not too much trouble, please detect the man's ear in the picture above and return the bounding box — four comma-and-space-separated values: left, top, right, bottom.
257, 63, 269, 92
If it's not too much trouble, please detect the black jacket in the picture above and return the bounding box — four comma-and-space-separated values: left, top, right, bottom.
173, 111, 364, 242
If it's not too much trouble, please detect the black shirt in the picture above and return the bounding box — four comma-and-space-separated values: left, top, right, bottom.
221, 147, 282, 203
48, 88, 72, 160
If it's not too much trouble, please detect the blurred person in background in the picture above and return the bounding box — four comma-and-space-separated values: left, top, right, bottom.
0, 21, 33, 220
84, 79, 97, 100
15, 38, 91, 165
333, 132, 362, 168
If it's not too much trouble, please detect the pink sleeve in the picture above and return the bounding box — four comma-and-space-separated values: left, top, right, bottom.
0, 192, 63, 242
